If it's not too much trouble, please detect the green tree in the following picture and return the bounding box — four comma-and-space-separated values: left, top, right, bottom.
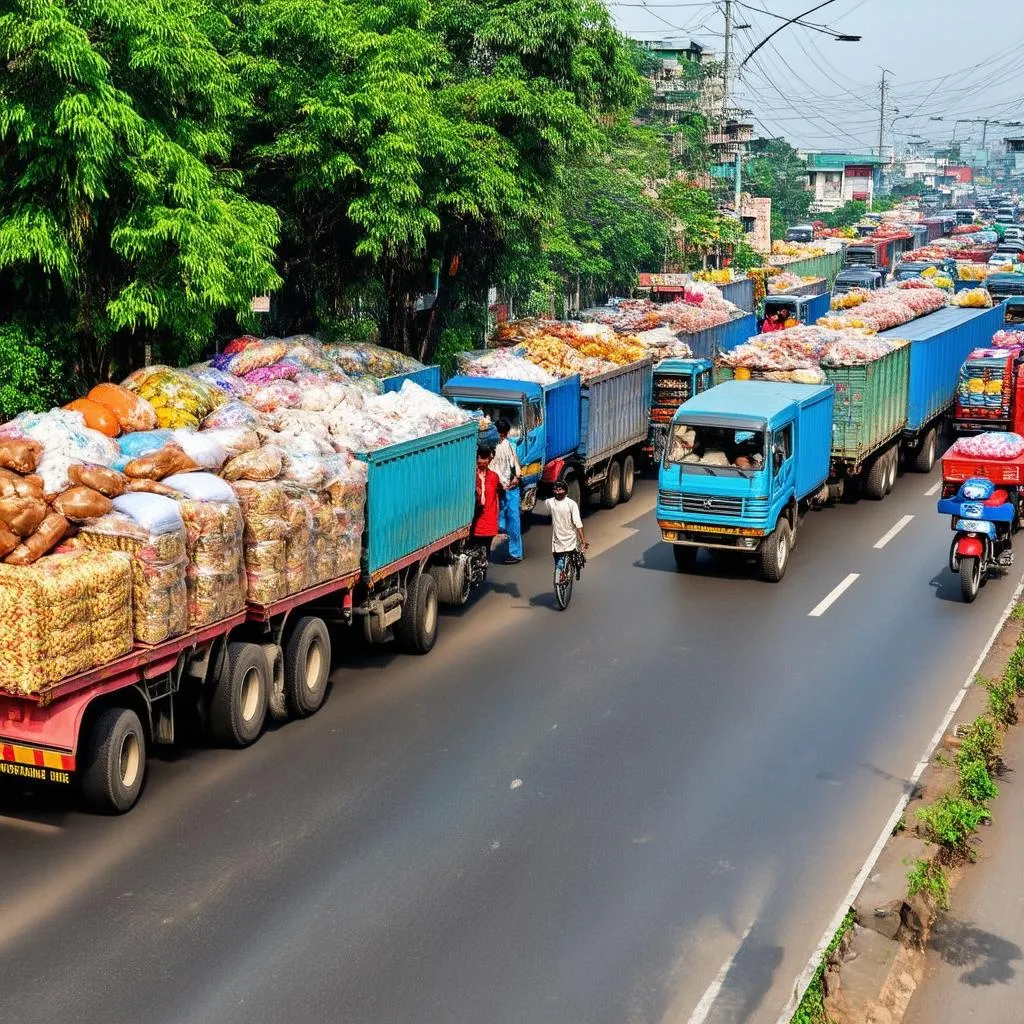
823, 200, 868, 228
225, 0, 645, 359
743, 138, 811, 240
0, 0, 281, 385
657, 180, 743, 270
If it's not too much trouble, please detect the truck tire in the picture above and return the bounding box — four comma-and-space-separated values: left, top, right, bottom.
563, 473, 582, 510
884, 448, 898, 495
864, 453, 889, 500
673, 545, 698, 572
394, 571, 439, 655
601, 459, 622, 509
913, 429, 937, 473
80, 706, 146, 814
284, 616, 332, 718
760, 520, 791, 582
210, 641, 268, 747
620, 455, 636, 503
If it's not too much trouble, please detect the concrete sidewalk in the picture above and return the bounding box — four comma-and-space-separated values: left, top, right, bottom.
905, 721, 1024, 1023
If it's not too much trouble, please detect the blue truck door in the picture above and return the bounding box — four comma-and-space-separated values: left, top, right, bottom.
522, 398, 545, 477
771, 423, 795, 509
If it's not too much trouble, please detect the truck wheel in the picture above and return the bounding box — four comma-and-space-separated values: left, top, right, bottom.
884, 448, 898, 495
601, 459, 622, 509
960, 555, 982, 603
394, 571, 439, 655
673, 545, 698, 572
760, 520, 791, 582
563, 473, 582, 510
80, 707, 146, 814
210, 641, 268, 747
864, 454, 888, 500
620, 455, 636, 503
284, 616, 332, 717
913, 429, 937, 473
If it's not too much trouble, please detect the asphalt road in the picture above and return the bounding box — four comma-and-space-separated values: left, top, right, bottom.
1, 465, 1019, 1024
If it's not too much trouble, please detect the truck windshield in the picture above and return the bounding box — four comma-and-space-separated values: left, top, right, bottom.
666, 422, 766, 476
451, 400, 523, 439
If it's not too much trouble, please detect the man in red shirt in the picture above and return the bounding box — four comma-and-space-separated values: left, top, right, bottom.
472, 445, 501, 554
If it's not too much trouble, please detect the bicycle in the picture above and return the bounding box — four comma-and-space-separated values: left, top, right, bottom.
553, 546, 586, 610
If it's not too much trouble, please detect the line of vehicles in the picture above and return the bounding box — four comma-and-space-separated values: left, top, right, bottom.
6, 199, 1022, 814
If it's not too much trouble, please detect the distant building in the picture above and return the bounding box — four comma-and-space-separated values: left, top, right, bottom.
720, 195, 772, 254
1004, 136, 1024, 178
801, 152, 888, 212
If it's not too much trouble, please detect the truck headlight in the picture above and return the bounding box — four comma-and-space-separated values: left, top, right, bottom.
738, 537, 757, 549
663, 530, 677, 541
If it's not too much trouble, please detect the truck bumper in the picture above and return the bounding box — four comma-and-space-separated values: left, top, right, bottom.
658, 520, 766, 551
0, 741, 75, 784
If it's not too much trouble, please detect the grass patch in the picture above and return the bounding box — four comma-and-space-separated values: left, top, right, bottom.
957, 716, 1002, 773
790, 910, 855, 1024
985, 675, 1018, 727
907, 858, 950, 910
957, 756, 999, 805
917, 794, 989, 859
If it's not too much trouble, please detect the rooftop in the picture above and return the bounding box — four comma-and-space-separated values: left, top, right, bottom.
805, 153, 888, 170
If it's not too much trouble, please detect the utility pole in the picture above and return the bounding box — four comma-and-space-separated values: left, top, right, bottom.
877, 70, 887, 158
722, 0, 732, 116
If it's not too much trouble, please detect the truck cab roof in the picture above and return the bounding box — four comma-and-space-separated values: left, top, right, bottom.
673, 379, 833, 430
443, 375, 554, 401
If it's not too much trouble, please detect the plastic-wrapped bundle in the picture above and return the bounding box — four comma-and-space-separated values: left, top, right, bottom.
163, 474, 245, 626
185, 364, 255, 401
456, 348, 558, 384
280, 452, 327, 489
1, 409, 121, 494
76, 507, 188, 645
169, 430, 227, 471
0, 551, 133, 695
293, 374, 353, 411
241, 361, 300, 386
249, 380, 303, 413
221, 445, 283, 482
992, 330, 1024, 350
323, 453, 366, 574
634, 328, 693, 360
222, 335, 262, 356
951, 288, 994, 308
232, 480, 289, 604
947, 432, 1024, 460
122, 366, 222, 430
201, 400, 265, 432
211, 341, 287, 376
283, 492, 312, 594
87, 384, 159, 433
198, 427, 261, 459
322, 342, 424, 378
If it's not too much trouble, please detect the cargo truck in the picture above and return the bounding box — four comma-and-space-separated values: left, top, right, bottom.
953, 347, 1024, 436
760, 290, 831, 330
645, 357, 713, 465
443, 359, 654, 513
877, 303, 1007, 472
714, 341, 911, 501
676, 312, 758, 358
0, 421, 481, 814
656, 380, 834, 581
843, 236, 898, 274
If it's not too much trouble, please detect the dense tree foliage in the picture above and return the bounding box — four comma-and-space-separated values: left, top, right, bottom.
743, 138, 811, 240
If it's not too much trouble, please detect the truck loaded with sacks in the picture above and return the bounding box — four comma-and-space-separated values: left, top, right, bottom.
0, 339, 488, 813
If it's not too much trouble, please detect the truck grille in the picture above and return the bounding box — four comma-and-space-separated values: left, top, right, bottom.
659, 492, 768, 518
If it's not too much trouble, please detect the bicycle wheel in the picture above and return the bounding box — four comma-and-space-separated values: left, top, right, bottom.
554, 555, 574, 610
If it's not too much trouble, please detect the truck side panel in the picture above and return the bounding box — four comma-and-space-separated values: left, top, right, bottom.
579, 360, 653, 466
684, 312, 758, 358
543, 376, 583, 462
794, 388, 835, 500
826, 344, 909, 463
359, 420, 478, 579
720, 277, 755, 312
880, 305, 1005, 432
806, 290, 832, 323
381, 365, 442, 395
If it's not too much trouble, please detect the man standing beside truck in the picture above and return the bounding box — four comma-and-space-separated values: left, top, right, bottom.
492, 417, 524, 564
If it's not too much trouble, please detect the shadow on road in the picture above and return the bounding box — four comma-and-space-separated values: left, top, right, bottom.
633, 541, 761, 580
928, 917, 1022, 987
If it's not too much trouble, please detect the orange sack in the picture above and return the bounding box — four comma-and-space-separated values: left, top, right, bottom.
0, 438, 42, 474
87, 383, 158, 433
52, 486, 113, 522
124, 444, 199, 480
0, 469, 44, 499
0, 496, 47, 537
65, 398, 121, 438
4, 512, 69, 565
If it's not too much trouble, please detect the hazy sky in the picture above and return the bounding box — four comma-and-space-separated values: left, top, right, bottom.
609, 0, 1024, 153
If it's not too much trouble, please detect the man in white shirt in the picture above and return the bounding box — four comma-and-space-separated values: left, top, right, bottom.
546, 478, 587, 562
493, 417, 523, 564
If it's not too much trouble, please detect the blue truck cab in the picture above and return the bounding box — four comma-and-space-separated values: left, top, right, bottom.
646, 357, 713, 466
657, 380, 834, 581
761, 292, 831, 329
442, 375, 581, 511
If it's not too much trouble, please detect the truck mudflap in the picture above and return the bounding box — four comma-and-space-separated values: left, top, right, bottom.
0, 742, 74, 783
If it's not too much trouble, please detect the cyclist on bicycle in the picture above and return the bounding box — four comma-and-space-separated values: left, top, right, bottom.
547, 479, 588, 564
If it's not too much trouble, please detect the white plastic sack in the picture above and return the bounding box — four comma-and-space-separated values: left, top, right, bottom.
111, 493, 185, 534
170, 429, 227, 471
163, 472, 237, 503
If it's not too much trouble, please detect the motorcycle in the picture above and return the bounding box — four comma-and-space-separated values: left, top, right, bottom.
937, 476, 1017, 603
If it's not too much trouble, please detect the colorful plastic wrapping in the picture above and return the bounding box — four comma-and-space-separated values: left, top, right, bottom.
211, 341, 287, 376
0, 551, 134, 695
323, 342, 424, 378
947, 432, 1024, 460
123, 367, 223, 430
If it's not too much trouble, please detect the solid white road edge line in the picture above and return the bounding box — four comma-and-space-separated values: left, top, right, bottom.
686, 921, 755, 1024
874, 514, 915, 550
925, 481, 942, 497
774, 573, 1024, 1024
807, 573, 860, 618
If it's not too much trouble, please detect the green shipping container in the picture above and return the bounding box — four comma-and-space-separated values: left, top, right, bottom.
714, 342, 909, 466
824, 343, 909, 465
770, 249, 845, 286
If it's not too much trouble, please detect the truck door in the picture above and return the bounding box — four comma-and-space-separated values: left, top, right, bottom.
523, 398, 545, 477
771, 424, 794, 504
